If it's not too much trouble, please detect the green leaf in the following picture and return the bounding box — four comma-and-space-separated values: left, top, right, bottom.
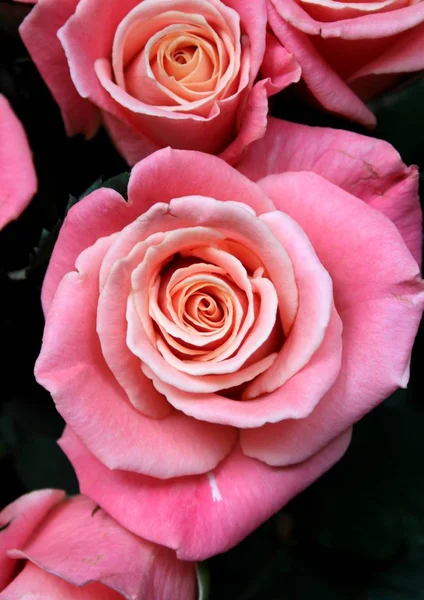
76, 172, 131, 203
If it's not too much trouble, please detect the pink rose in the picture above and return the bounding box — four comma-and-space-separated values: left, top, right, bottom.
0, 95, 37, 230
17, 0, 300, 166
0, 490, 196, 600
267, 0, 424, 127
35, 118, 423, 560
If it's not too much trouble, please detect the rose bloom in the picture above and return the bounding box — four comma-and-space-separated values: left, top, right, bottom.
267, 0, 424, 127
0, 490, 196, 600
0, 95, 36, 230
35, 118, 423, 560
17, 0, 300, 165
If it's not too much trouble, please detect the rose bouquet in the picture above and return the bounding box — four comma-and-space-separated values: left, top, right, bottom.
1, 1, 423, 598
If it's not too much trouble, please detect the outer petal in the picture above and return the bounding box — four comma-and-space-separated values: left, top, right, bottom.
223, 0, 267, 83
266, 4, 376, 127
95, 58, 245, 155
349, 21, 424, 83
236, 117, 422, 265
43, 148, 275, 315
249, 171, 424, 465
270, 0, 424, 39
57, 0, 140, 114
6, 495, 196, 600
0, 563, 122, 600
19, 0, 99, 137
36, 237, 237, 478
41, 187, 137, 316
260, 31, 301, 94
127, 148, 275, 217
0, 96, 37, 229
0, 489, 65, 589
60, 426, 352, 561
219, 66, 300, 165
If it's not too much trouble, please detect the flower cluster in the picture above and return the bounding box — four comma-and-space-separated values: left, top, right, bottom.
1, 0, 423, 598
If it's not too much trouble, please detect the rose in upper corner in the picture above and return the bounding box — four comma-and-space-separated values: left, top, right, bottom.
0, 490, 196, 600
35, 118, 423, 561
17, 0, 300, 165
267, 0, 424, 127
0, 95, 37, 230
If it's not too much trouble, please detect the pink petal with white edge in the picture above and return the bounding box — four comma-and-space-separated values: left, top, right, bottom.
148, 215, 342, 429
43, 147, 274, 316
223, 0, 267, 85
0, 95, 37, 229
95, 58, 244, 154
236, 117, 422, 265
244, 209, 335, 399
98, 230, 171, 418
260, 32, 301, 94
0, 489, 65, 589
270, 0, 424, 39
127, 147, 275, 215
349, 21, 424, 82
60, 427, 352, 561
143, 302, 340, 429
259, 172, 421, 312
36, 236, 237, 478
19, 0, 99, 138
0, 563, 122, 600
41, 187, 137, 316
248, 171, 423, 464
57, 0, 141, 112
267, 4, 376, 127
6, 495, 196, 600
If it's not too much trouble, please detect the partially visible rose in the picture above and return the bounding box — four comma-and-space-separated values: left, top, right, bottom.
267, 0, 424, 127
17, 0, 300, 165
35, 118, 423, 560
0, 490, 196, 600
0, 95, 37, 230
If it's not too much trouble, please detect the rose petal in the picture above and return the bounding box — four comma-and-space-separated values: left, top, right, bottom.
60, 426, 352, 561
128, 147, 275, 215
7, 495, 196, 600
267, 4, 376, 127
237, 117, 422, 265
0, 563, 121, 600
0, 489, 65, 589
0, 95, 37, 229
36, 236, 237, 478
253, 171, 423, 464
270, 0, 424, 38
19, 0, 99, 137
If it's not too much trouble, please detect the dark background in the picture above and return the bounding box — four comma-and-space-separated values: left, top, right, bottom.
1, 2, 424, 598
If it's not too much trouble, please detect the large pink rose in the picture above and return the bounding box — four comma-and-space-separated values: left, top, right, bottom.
0, 490, 196, 600
17, 0, 300, 166
35, 118, 423, 560
0, 95, 37, 230
267, 0, 424, 127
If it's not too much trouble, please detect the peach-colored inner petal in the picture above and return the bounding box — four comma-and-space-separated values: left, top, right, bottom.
111, 3, 242, 114
118, 222, 282, 387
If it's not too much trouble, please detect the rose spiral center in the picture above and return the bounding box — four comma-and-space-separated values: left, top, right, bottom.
112, 2, 241, 113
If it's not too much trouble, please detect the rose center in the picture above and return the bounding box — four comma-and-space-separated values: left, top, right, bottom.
173, 279, 231, 334
172, 45, 197, 65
